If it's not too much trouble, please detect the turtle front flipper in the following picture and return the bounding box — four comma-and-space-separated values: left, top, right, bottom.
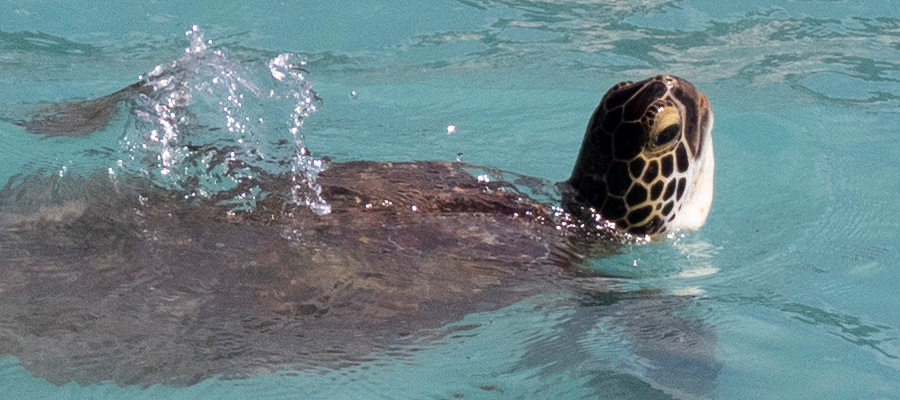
517, 290, 720, 400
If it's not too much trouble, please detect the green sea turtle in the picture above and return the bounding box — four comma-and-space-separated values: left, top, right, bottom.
0, 74, 717, 395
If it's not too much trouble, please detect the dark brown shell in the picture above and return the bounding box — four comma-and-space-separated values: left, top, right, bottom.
0, 162, 608, 385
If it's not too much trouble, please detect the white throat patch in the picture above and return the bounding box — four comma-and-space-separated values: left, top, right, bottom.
668, 117, 715, 231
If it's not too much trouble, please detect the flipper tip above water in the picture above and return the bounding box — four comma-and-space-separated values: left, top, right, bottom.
13, 84, 138, 138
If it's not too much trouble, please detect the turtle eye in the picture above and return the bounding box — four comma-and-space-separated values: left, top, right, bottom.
654, 124, 680, 146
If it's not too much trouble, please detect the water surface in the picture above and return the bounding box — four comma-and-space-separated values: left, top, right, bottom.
1, 0, 899, 399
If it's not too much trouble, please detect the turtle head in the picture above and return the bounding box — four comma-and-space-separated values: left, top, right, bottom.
567, 75, 714, 236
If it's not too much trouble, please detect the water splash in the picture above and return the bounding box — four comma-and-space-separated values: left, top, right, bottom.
269, 53, 330, 215
117, 26, 329, 214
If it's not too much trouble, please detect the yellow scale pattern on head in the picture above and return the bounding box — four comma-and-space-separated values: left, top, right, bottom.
567, 75, 713, 236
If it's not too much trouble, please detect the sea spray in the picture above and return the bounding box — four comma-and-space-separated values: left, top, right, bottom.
117, 26, 329, 214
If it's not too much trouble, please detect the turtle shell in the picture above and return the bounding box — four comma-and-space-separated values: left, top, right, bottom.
0, 161, 618, 385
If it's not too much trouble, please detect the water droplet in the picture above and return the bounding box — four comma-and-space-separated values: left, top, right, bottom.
309, 200, 332, 216
350, 90, 358, 99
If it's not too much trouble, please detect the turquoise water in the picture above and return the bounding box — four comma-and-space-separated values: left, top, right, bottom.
2, 0, 900, 399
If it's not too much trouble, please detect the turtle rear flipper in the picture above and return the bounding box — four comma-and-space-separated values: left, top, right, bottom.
14, 82, 143, 138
